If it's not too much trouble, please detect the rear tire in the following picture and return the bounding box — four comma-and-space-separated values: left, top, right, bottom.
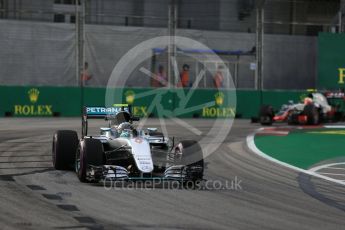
52, 130, 78, 170
259, 105, 274, 126
76, 138, 104, 182
303, 104, 320, 125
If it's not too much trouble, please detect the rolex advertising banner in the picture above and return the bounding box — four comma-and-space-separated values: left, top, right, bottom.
0, 86, 306, 118
0, 86, 81, 117
318, 33, 345, 90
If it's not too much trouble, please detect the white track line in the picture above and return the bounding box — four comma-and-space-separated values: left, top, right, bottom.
323, 125, 345, 128
258, 131, 289, 135
318, 172, 345, 176
326, 167, 345, 170
246, 128, 345, 186
309, 163, 345, 172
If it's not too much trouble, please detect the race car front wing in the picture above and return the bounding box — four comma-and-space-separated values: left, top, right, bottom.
85, 164, 203, 182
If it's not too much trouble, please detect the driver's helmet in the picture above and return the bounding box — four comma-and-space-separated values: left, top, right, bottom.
117, 122, 133, 138
304, 97, 313, 105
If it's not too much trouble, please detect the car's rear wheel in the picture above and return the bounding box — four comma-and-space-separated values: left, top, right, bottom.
52, 130, 78, 170
304, 104, 320, 125
76, 138, 104, 182
259, 105, 274, 126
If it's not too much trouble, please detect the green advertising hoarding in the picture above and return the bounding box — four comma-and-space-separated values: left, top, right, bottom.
0, 86, 307, 118
0, 86, 81, 117
318, 33, 345, 90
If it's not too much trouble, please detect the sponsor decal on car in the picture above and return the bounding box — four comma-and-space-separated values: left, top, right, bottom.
86, 107, 129, 115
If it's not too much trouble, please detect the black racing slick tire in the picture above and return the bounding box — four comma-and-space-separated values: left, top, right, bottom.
259, 105, 274, 126
76, 138, 104, 183
52, 130, 78, 170
303, 104, 320, 125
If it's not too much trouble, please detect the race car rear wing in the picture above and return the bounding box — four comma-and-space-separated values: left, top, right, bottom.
83, 105, 130, 119
82, 105, 138, 137
324, 91, 345, 100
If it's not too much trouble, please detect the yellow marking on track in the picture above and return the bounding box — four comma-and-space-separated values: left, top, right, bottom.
307, 130, 345, 135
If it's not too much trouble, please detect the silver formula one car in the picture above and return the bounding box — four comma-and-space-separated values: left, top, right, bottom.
52, 105, 204, 184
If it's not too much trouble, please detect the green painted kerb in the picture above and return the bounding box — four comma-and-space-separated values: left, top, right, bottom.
254, 129, 345, 169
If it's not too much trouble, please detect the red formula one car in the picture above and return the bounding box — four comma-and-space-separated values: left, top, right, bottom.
258, 92, 343, 126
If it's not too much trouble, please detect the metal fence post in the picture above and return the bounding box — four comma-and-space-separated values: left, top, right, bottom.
256, 7, 264, 90
76, 0, 85, 115
339, 11, 343, 33
168, 0, 177, 88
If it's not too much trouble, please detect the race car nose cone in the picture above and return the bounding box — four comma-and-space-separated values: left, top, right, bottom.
130, 138, 154, 173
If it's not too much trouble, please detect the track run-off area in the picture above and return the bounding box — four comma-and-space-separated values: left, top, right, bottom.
0, 118, 345, 229
249, 125, 345, 186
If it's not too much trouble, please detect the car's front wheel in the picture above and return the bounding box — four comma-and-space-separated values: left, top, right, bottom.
76, 138, 104, 183
52, 130, 78, 170
175, 140, 204, 184
259, 105, 274, 126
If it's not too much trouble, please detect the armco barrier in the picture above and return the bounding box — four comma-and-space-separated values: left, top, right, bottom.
0, 86, 306, 118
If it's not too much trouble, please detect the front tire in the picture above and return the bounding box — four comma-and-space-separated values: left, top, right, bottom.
259, 105, 274, 126
175, 140, 204, 183
76, 138, 104, 182
52, 130, 78, 170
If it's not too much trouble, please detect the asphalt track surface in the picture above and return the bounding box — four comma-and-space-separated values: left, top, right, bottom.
0, 118, 345, 230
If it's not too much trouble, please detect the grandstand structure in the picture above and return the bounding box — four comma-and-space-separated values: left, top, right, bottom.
0, 0, 344, 89
0, 0, 342, 35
